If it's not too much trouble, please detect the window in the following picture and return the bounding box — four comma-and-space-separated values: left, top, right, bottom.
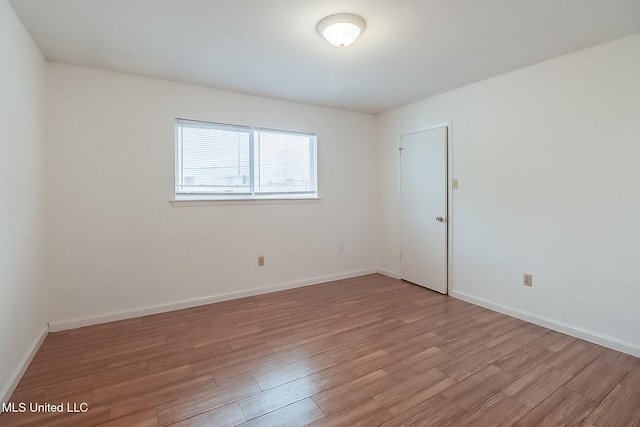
175, 119, 317, 200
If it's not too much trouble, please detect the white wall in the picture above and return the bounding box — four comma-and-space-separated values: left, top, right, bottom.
45, 63, 377, 328
0, 0, 47, 403
377, 33, 640, 355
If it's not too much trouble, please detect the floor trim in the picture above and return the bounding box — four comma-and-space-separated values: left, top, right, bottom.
48, 268, 377, 332
375, 268, 400, 279
450, 290, 640, 358
1, 324, 48, 405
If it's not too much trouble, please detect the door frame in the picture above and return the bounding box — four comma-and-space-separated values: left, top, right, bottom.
399, 121, 454, 294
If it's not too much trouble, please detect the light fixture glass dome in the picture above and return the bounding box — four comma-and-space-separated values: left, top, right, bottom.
318, 13, 366, 48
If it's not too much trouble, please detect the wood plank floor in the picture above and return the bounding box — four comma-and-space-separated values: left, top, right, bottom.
2, 274, 639, 426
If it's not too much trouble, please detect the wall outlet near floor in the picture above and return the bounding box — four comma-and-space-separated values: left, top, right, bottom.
523, 274, 533, 287
258, 256, 265, 267
452, 179, 459, 189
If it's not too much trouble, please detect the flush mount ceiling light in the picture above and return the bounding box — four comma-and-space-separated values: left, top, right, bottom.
317, 13, 366, 48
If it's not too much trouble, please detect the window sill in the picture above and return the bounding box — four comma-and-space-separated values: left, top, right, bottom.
170, 197, 322, 207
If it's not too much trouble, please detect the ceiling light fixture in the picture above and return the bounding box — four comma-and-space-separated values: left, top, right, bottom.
317, 13, 366, 48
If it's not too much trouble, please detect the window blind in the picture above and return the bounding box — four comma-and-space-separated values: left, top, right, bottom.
176, 119, 317, 199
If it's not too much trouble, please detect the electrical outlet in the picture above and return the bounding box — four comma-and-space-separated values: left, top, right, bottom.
452, 179, 459, 189
523, 274, 532, 287
258, 256, 265, 267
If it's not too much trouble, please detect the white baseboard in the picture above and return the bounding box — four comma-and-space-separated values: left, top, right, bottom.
1, 324, 48, 405
376, 268, 400, 279
450, 290, 640, 358
49, 268, 377, 332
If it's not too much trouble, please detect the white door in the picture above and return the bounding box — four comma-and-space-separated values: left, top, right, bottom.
400, 126, 448, 294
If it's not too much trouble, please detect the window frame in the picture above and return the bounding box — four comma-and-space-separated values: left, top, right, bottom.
174, 118, 318, 201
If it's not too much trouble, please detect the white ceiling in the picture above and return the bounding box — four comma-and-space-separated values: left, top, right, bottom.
9, 0, 640, 114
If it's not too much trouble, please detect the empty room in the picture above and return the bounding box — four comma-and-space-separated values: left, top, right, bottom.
1, 0, 639, 426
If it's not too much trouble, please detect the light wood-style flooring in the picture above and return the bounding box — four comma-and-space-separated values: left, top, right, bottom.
2, 274, 639, 426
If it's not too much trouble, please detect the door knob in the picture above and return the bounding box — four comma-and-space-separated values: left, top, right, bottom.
435, 216, 445, 223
